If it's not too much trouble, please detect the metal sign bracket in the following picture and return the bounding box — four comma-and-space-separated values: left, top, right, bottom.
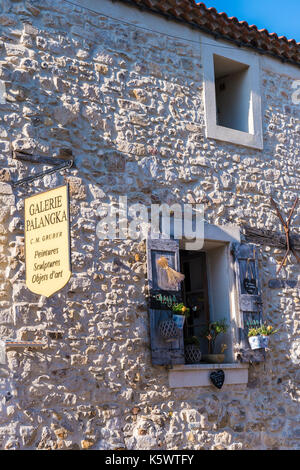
0, 340, 46, 364
11, 150, 74, 188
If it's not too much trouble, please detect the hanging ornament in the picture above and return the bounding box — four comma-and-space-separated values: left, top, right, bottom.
210, 370, 225, 389
243, 249, 257, 294
156, 256, 185, 289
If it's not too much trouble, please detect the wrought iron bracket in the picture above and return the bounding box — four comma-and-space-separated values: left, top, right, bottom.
11, 150, 74, 188
270, 196, 300, 274
0, 339, 46, 364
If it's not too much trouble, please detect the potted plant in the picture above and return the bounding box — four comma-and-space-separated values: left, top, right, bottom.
248, 327, 262, 350
248, 324, 278, 349
201, 319, 229, 363
158, 303, 190, 342
184, 336, 202, 364
260, 324, 278, 347
172, 303, 190, 330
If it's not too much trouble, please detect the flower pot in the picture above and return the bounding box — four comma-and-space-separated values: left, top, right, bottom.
248, 335, 264, 350
158, 319, 179, 342
185, 344, 202, 364
260, 335, 269, 348
201, 354, 225, 364
172, 314, 185, 330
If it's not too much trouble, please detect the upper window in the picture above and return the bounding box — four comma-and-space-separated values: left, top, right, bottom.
214, 54, 250, 133
203, 40, 263, 150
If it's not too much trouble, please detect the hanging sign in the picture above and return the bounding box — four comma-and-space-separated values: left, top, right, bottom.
24, 185, 71, 297
149, 291, 182, 310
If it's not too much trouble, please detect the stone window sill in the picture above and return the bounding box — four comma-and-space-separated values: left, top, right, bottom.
207, 124, 263, 150
168, 363, 249, 388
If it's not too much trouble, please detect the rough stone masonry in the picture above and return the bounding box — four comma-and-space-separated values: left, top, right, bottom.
0, 0, 299, 450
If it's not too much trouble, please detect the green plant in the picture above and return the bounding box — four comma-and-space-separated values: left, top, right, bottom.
201, 319, 229, 353
258, 324, 278, 336
248, 327, 260, 337
211, 319, 228, 335
185, 336, 200, 347
172, 303, 190, 317
248, 325, 278, 337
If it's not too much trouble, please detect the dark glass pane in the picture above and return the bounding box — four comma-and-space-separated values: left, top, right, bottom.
180, 250, 210, 357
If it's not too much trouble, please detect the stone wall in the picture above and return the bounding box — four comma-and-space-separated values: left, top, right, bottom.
0, 0, 299, 450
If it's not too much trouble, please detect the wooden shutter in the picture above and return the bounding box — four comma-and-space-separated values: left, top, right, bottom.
146, 239, 185, 366
232, 242, 265, 363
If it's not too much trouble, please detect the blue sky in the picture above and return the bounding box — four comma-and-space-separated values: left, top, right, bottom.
196, 0, 300, 42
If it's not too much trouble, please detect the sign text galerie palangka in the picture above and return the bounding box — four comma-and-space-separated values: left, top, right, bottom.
24, 185, 71, 297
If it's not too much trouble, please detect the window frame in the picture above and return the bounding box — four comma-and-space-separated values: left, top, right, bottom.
146, 223, 252, 387
178, 224, 241, 363
167, 224, 251, 387
202, 38, 263, 150
179, 241, 235, 364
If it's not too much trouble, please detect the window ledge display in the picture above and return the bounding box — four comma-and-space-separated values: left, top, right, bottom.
168, 363, 249, 389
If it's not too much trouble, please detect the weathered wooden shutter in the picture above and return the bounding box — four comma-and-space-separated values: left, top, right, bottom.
232, 242, 265, 363
146, 239, 185, 366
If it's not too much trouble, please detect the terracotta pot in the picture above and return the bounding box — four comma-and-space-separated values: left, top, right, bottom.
201, 354, 225, 364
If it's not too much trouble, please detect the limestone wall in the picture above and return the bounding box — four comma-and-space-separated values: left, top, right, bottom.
0, 0, 299, 450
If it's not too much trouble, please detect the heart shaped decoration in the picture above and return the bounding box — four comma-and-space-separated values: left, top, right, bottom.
210, 369, 225, 389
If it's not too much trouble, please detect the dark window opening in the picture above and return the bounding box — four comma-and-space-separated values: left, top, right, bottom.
180, 250, 210, 355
